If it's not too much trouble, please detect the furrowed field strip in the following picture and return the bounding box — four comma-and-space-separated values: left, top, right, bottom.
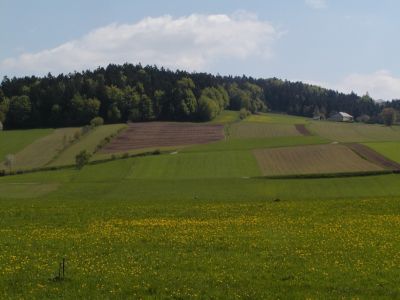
295, 124, 312, 136
101, 122, 225, 152
253, 144, 384, 176
346, 143, 400, 170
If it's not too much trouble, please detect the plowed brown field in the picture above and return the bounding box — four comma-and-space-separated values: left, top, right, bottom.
347, 143, 400, 170
101, 122, 224, 153
253, 144, 384, 176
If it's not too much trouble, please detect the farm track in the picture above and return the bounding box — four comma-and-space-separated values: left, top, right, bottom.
295, 124, 312, 136
101, 122, 224, 152
346, 143, 400, 170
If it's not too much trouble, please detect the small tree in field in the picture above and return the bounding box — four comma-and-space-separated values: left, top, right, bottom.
4, 154, 15, 172
381, 108, 397, 126
90, 116, 104, 127
75, 150, 91, 170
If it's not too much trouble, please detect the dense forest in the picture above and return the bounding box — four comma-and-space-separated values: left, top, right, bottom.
0, 63, 396, 129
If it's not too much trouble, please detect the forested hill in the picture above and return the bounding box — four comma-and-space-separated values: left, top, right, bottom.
0, 63, 388, 129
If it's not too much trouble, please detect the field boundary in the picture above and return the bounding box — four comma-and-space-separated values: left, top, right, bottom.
0, 149, 167, 177
256, 169, 397, 179
346, 143, 400, 170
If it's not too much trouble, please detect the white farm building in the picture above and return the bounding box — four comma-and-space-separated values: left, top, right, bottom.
328, 112, 354, 122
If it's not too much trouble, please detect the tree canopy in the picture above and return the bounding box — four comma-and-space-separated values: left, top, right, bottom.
0, 63, 396, 129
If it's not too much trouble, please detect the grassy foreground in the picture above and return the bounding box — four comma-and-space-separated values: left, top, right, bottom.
1, 171, 400, 298
1, 154, 400, 298
2, 113, 400, 298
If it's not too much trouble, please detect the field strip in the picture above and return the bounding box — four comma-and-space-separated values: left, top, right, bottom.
295, 124, 312, 136
230, 123, 302, 138
346, 143, 400, 170
101, 122, 224, 153
253, 144, 384, 176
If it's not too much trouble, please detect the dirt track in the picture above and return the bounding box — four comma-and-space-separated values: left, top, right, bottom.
346, 143, 400, 170
101, 122, 224, 153
295, 124, 312, 136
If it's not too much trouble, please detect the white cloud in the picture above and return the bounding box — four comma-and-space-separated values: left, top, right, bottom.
302, 70, 400, 100
0, 13, 281, 76
305, 0, 327, 9
336, 70, 400, 100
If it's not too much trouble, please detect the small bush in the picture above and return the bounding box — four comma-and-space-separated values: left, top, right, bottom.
239, 108, 251, 120
81, 125, 91, 135
75, 150, 91, 170
122, 153, 130, 159
90, 117, 104, 127
73, 130, 81, 141
152, 149, 161, 155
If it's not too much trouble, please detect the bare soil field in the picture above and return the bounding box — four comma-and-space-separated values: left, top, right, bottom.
253, 144, 384, 176
347, 143, 400, 170
101, 122, 224, 153
295, 124, 312, 136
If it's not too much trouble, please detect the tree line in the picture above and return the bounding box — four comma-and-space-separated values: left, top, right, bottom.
0, 63, 397, 129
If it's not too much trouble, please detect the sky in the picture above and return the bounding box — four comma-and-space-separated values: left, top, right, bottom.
1, 0, 400, 100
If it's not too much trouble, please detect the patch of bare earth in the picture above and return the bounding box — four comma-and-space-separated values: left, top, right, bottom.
295, 124, 312, 136
101, 122, 224, 153
346, 143, 400, 170
253, 144, 384, 176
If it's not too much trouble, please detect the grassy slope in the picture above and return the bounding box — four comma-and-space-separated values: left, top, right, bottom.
3, 114, 400, 298
1, 163, 400, 298
244, 113, 309, 124
183, 136, 328, 153
363, 141, 400, 163
230, 123, 302, 138
309, 121, 400, 142
8, 128, 78, 170
49, 124, 127, 166
0, 129, 53, 164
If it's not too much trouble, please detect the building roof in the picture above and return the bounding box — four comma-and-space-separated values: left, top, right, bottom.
338, 112, 353, 118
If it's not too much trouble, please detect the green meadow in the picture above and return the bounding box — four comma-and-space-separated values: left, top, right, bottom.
0, 128, 53, 163
1, 113, 400, 298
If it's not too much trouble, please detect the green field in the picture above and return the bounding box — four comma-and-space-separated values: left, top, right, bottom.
245, 113, 309, 124
363, 141, 400, 163
2, 112, 400, 298
6, 128, 79, 171
309, 121, 400, 142
0, 129, 53, 164
230, 122, 302, 138
1, 161, 400, 298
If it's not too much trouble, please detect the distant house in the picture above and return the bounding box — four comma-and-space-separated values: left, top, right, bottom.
328, 112, 354, 122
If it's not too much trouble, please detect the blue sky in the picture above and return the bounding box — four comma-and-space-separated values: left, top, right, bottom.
1, 0, 400, 100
